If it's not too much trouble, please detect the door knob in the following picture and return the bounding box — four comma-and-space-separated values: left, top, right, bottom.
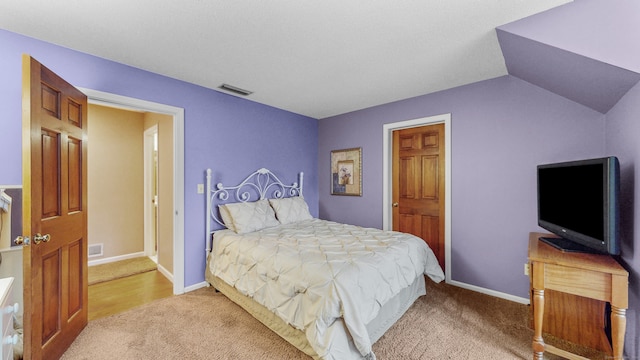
33, 233, 51, 245
392, 202, 399, 207
14, 236, 29, 246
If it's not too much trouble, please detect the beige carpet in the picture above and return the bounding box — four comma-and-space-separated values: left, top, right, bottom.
88, 257, 157, 285
61, 280, 605, 360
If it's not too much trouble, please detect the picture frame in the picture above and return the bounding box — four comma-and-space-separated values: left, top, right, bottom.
331, 147, 362, 196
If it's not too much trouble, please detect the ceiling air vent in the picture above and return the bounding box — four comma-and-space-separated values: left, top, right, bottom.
219, 83, 253, 96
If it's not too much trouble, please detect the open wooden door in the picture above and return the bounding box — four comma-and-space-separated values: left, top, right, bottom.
392, 124, 445, 270
21, 54, 88, 360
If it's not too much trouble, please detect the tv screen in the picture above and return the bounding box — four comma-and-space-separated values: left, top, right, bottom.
537, 156, 620, 255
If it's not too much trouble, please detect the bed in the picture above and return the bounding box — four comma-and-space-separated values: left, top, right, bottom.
204, 168, 445, 360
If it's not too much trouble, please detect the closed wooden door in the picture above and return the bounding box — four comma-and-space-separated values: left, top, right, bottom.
392, 124, 445, 270
22, 55, 88, 360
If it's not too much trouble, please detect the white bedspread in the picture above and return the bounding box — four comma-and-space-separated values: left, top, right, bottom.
209, 218, 445, 360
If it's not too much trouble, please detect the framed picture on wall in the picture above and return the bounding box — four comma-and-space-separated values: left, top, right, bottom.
331, 147, 362, 196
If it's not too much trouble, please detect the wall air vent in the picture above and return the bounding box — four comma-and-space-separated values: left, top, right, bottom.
219, 83, 253, 96
88, 243, 103, 258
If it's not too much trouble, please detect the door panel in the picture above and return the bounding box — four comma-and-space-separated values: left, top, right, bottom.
22, 54, 88, 360
392, 124, 445, 270
41, 129, 61, 218
67, 100, 82, 128
40, 84, 60, 117
68, 239, 83, 315
41, 249, 61, 344
420, 215, 440, 260
399, 156, 416, 199
423, 132, 438, 148
421, 156, 438, 199
67, 137, 82, 212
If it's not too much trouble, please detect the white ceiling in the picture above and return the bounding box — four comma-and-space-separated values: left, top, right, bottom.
1, 0, 571, 119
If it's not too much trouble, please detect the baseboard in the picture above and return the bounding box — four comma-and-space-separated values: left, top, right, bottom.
87, 251, 145, 267
157, 263, 173, 282
184, 281, 209, 293
447, 279, 530, 305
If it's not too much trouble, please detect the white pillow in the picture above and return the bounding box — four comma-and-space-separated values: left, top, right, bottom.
223, 199, 280, 234
218, 204, 236, 232
269, 196, 313, 224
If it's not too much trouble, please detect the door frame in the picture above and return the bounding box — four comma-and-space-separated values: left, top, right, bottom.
382, 113, 451, 282
143, 124, 159, 260
80, 88, 185, 295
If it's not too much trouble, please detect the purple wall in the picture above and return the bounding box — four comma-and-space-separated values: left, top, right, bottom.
319, 75, 605, 299
498, 1, 640, 355
0, 29, 319, 287
605, 81, 640, 357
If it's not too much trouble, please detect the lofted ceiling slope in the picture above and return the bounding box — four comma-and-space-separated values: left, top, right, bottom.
498, 29, 640, 114
0, 0, 572, 119
497, 0, 640, 114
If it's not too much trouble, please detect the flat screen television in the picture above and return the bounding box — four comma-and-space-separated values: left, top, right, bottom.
537, 156, 620, 255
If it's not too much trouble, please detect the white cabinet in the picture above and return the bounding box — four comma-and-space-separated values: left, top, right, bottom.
0, 278, 17, 360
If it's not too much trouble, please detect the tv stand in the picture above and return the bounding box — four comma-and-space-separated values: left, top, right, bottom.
538, 236, 604, 254
529, 232, 628, 360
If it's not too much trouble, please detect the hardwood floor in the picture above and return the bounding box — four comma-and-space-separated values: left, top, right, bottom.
88, 270, 174, 321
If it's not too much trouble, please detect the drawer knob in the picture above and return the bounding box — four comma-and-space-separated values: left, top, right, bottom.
3, 334, 18, 345
4, 303, 18, 315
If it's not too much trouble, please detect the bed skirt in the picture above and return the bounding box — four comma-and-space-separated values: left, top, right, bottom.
206, 269, 426, 359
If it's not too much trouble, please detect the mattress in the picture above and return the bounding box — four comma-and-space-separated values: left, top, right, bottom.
207, 218, 445, 359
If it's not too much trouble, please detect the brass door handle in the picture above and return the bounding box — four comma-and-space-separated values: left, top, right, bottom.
14, 236, 28, 245
392, 202, 399, 207
33, 233, 51, 245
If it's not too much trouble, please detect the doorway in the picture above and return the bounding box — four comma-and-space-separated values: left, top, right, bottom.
87, 104, 173, 273
85, 103, 174, 322
81, 88, 185, 295
382, 114, 452, 281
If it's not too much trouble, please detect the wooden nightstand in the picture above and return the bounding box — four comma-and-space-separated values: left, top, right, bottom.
528, 232, 628, 360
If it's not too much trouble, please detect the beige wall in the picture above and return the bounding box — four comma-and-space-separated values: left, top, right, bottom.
144, 112, 174, 274
88, 105, 145, 258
